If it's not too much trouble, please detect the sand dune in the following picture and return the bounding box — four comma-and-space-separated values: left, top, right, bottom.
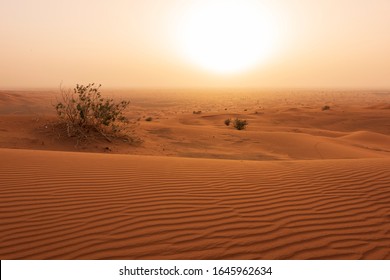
1, 89, 389, 260
339, 131, 390, 152
1, 90, 390, 160
1, 148, 389, 259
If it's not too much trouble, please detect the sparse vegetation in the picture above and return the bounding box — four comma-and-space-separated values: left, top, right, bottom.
233, 118, 248, 130
224, 118, 231, 126
55, 83, 130, 142
322, 105, 331, 111
145, 117, 153, 121
193, 110, 202, 114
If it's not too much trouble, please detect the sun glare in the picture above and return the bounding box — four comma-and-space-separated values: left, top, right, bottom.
177, 1, 279, 74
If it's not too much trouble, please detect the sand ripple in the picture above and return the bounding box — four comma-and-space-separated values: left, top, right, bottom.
0, 148, 389, 259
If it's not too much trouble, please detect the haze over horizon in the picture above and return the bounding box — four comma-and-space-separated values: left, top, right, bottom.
1, 0, 390, 89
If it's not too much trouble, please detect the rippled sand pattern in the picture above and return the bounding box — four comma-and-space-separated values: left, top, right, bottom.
1, 148, 389, 259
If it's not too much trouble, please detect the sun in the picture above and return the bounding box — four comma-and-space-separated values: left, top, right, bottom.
176, 1, 279, 74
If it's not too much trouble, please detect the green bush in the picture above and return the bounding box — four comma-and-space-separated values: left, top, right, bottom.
55, 83, 130, 140
233, 118, 248, 130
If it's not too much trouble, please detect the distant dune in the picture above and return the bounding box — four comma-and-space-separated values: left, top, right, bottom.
0, 89, 389, 259
1, 89, 390, 160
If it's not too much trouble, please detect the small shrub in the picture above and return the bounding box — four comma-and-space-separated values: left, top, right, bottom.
233, 118, 248, 130
193, 110, 202, 114
322, 105, 331, 111
55, 83, 130, 141
145, 117, 153, 121
224, 118, 231, 126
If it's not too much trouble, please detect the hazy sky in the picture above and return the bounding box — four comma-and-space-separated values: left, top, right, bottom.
1, 0, 390, 89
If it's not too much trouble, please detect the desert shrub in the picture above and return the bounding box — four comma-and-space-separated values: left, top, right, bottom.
233, 118, 248, 130
322, 105, 330, 111
55, 83, 130, 141
224, 118, 231, 126
145, 117, 153, 121
193, 110, 202, 114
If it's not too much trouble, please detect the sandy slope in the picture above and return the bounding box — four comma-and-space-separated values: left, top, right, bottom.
1, 89, 390, 160
1, 148, 389, 260
1, 89, 389, 260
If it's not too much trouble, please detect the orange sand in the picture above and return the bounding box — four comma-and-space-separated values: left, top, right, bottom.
0, 89, 389, 259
